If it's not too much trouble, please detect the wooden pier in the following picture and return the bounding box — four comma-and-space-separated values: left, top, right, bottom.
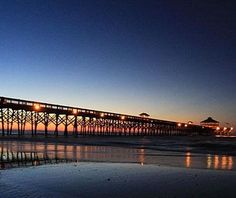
0, 96, 212, 136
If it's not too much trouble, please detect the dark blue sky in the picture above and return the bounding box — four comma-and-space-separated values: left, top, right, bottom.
0, 0, 235, 127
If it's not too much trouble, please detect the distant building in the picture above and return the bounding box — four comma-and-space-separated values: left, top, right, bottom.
200, 117, 219, 130
188, 121, 193, 125
139, 113, 150, 118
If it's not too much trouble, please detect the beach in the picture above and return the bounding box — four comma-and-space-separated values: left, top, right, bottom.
0, 136, 236, 197
1, 161, 236, 198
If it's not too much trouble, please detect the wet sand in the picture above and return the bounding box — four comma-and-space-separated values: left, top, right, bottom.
1, 162, 236, 198
0, 136, 236, 197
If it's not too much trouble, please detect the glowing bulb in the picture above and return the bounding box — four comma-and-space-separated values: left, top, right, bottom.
34, 104, 40, 110
184, 124, 188, 127
177, 123, 181, 127
121, 115, 125, 120
73, 109, 78, 114
100, 113, 104, 117
230, 127, 233, 131
223, 127, 227, 131
216, 127, 220, 131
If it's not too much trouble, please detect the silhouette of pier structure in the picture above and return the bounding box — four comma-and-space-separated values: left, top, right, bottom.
0, 142, 143, 169
0, 150, 74, 169
0, 96, 212, 136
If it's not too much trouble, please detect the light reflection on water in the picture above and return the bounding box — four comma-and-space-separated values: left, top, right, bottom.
184, 153, 234, 170
185, 152, 191, 168
0, 141, 235, 170
206, 155, 234, 170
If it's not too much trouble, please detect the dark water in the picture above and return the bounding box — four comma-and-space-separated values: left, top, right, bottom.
0, 139, 235, 170
1, 138, 236, 197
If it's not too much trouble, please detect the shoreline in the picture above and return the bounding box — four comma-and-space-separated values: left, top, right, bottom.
1, 136, 236, 197
0, 135, 236, 156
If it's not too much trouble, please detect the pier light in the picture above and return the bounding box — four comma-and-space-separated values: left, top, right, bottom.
34, 104, 40, 111
121, 115, 125, 120
100, 113, 104, 117
184, 124, 188, 127
223, 127, 227, 131
73, 109, 78, 114
216, 127, 220, 131
230, 127, 234, 131
177, 123, 182, 127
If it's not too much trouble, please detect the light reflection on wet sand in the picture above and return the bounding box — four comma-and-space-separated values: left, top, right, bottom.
0, 140, 235, 170
184, 153, 234, 170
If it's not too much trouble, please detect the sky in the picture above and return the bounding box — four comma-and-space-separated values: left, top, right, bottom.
0, 0, 235, 128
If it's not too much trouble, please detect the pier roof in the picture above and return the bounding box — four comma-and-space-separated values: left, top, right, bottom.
201, 117, 219, 123
139, 113, 150, 117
